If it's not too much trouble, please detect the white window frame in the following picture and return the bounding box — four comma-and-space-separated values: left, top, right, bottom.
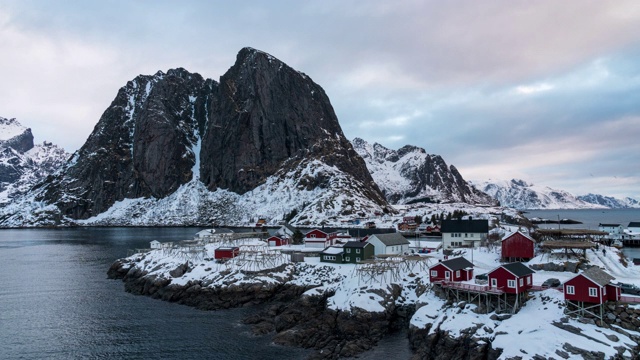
430, 270, 438, 277
526, 276, 531, 285
325, 255, 335, 261
589, 287, 598, 297
519, 278, 524, 287
356, 249, 360, 254
445, 271, 451, 280
566, 285, 575, 295
356, 257, 361, 262
507, 279, 516, 288
491, 278, 497, 287
455, 270, 460, 278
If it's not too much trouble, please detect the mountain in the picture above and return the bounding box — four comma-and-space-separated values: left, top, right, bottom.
0, 48, 392, 227
577, 193, 640, 209
0, 117, 68, 205
352, 138, 497, 206
470, 179, 608, 210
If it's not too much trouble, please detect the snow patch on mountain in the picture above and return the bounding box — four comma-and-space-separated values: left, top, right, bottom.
577, 193, 640, 209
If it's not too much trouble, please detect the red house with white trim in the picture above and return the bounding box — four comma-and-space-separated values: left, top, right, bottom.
304, 229, 338, 248
487, 262, 535, 294
429, 257, 474, 282
267, 236, 288, 247
563, 267, 621, 304
501, 231, 535, 262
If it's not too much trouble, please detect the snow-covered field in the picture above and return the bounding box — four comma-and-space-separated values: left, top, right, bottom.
125, 234, 640, 359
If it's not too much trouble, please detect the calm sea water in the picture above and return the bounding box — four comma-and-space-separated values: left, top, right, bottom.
0, 227, 412, 359
523, 208, 640, 259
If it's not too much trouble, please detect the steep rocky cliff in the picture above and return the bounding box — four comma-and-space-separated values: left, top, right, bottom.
1, 48, 390, 227
352, 138, 497, 206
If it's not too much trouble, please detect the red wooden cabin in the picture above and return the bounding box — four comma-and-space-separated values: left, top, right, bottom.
214, 247, 240, 259
304, 229, 337, 248
429, 257, 474, 282
564, 267, 621, 304
487, 262, 535, 294
501, 231, 535, 262
267, 236, 288, 247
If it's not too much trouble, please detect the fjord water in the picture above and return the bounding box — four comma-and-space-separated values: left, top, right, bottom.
0, 227, 312, 360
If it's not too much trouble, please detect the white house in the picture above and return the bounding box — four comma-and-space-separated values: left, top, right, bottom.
441, 218, 489, 249
150, 240, 161, 249
598, 223, 625, 240
366, 233, 410, 255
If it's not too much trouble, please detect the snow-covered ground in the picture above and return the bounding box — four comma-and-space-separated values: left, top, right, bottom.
125, 232, 640, 359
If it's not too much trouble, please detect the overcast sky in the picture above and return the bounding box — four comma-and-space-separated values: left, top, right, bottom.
1, 1, 639, 200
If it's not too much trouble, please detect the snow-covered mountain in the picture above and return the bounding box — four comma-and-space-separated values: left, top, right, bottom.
0, 117, 68, 206
352, 138, 497, 206
0, 48, 392, 227
577, 193, 640, 209
470, 179, 609, 210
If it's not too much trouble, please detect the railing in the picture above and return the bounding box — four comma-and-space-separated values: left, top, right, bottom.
619, 296, 640, 304
436, 280, 504, 294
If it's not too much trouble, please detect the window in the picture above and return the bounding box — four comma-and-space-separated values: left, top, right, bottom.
507, 280, 516, 288
431, 270, 438, 277
345, 257, 350, 261
491, 278, 497, 287
445, 271, 451, 280
356, 257, 361, 262
455, 270, 460, 278
325, 255, 335, 261
566, 285, 575, 295
589, 287, 598, 297
310, 234, 316, 238
519, 278, 524, 287
356, 249, 360, 254
526, 277, 531, 285
346, 248, 351, 253
603, 287, 607, 295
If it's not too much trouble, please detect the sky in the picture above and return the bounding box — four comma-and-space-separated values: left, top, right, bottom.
1, 0, 639, 200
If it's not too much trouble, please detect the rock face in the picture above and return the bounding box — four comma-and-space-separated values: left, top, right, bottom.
352, 138, 497, 205
201, 48, 376, 199
38, 69, 215, 219
3, 47, 388, 225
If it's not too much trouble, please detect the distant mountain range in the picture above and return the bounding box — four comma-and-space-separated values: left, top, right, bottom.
470, 179, 640, 210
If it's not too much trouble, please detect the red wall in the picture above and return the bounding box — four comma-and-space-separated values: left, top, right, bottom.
430, 264, 473, 282
215, 247, 239, 259
564, 275, 605, 304
488, 267, 532, 294
501, 233, 535, 260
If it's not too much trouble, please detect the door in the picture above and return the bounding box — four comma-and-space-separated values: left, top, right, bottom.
491, 278, 497, 288
445, 271, 451, 281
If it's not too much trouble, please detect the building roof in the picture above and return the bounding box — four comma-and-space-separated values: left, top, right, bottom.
491, 262, 535, 277
441, 219, 489, 233
344, 241, 370, 248
628, 222, 640, 228
598, 223, 620, 227
322, 246, 344, 255
369, 233, 410, 246
580, 267, 615, 287
501, 230, 535, 243
433, 257, 474, 271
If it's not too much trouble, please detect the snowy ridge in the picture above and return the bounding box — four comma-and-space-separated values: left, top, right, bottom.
0, 117, 26, 141
577, 193, 640, 209
470, 178, 609, 210
352, 138, 496, 205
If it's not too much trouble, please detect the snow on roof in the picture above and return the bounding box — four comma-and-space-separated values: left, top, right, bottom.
369, 233, 410, 246
322, 246, 344, 255
501, 230, 535, 242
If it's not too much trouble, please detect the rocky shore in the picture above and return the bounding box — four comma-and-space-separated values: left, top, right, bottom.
108, 248, 640, 360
